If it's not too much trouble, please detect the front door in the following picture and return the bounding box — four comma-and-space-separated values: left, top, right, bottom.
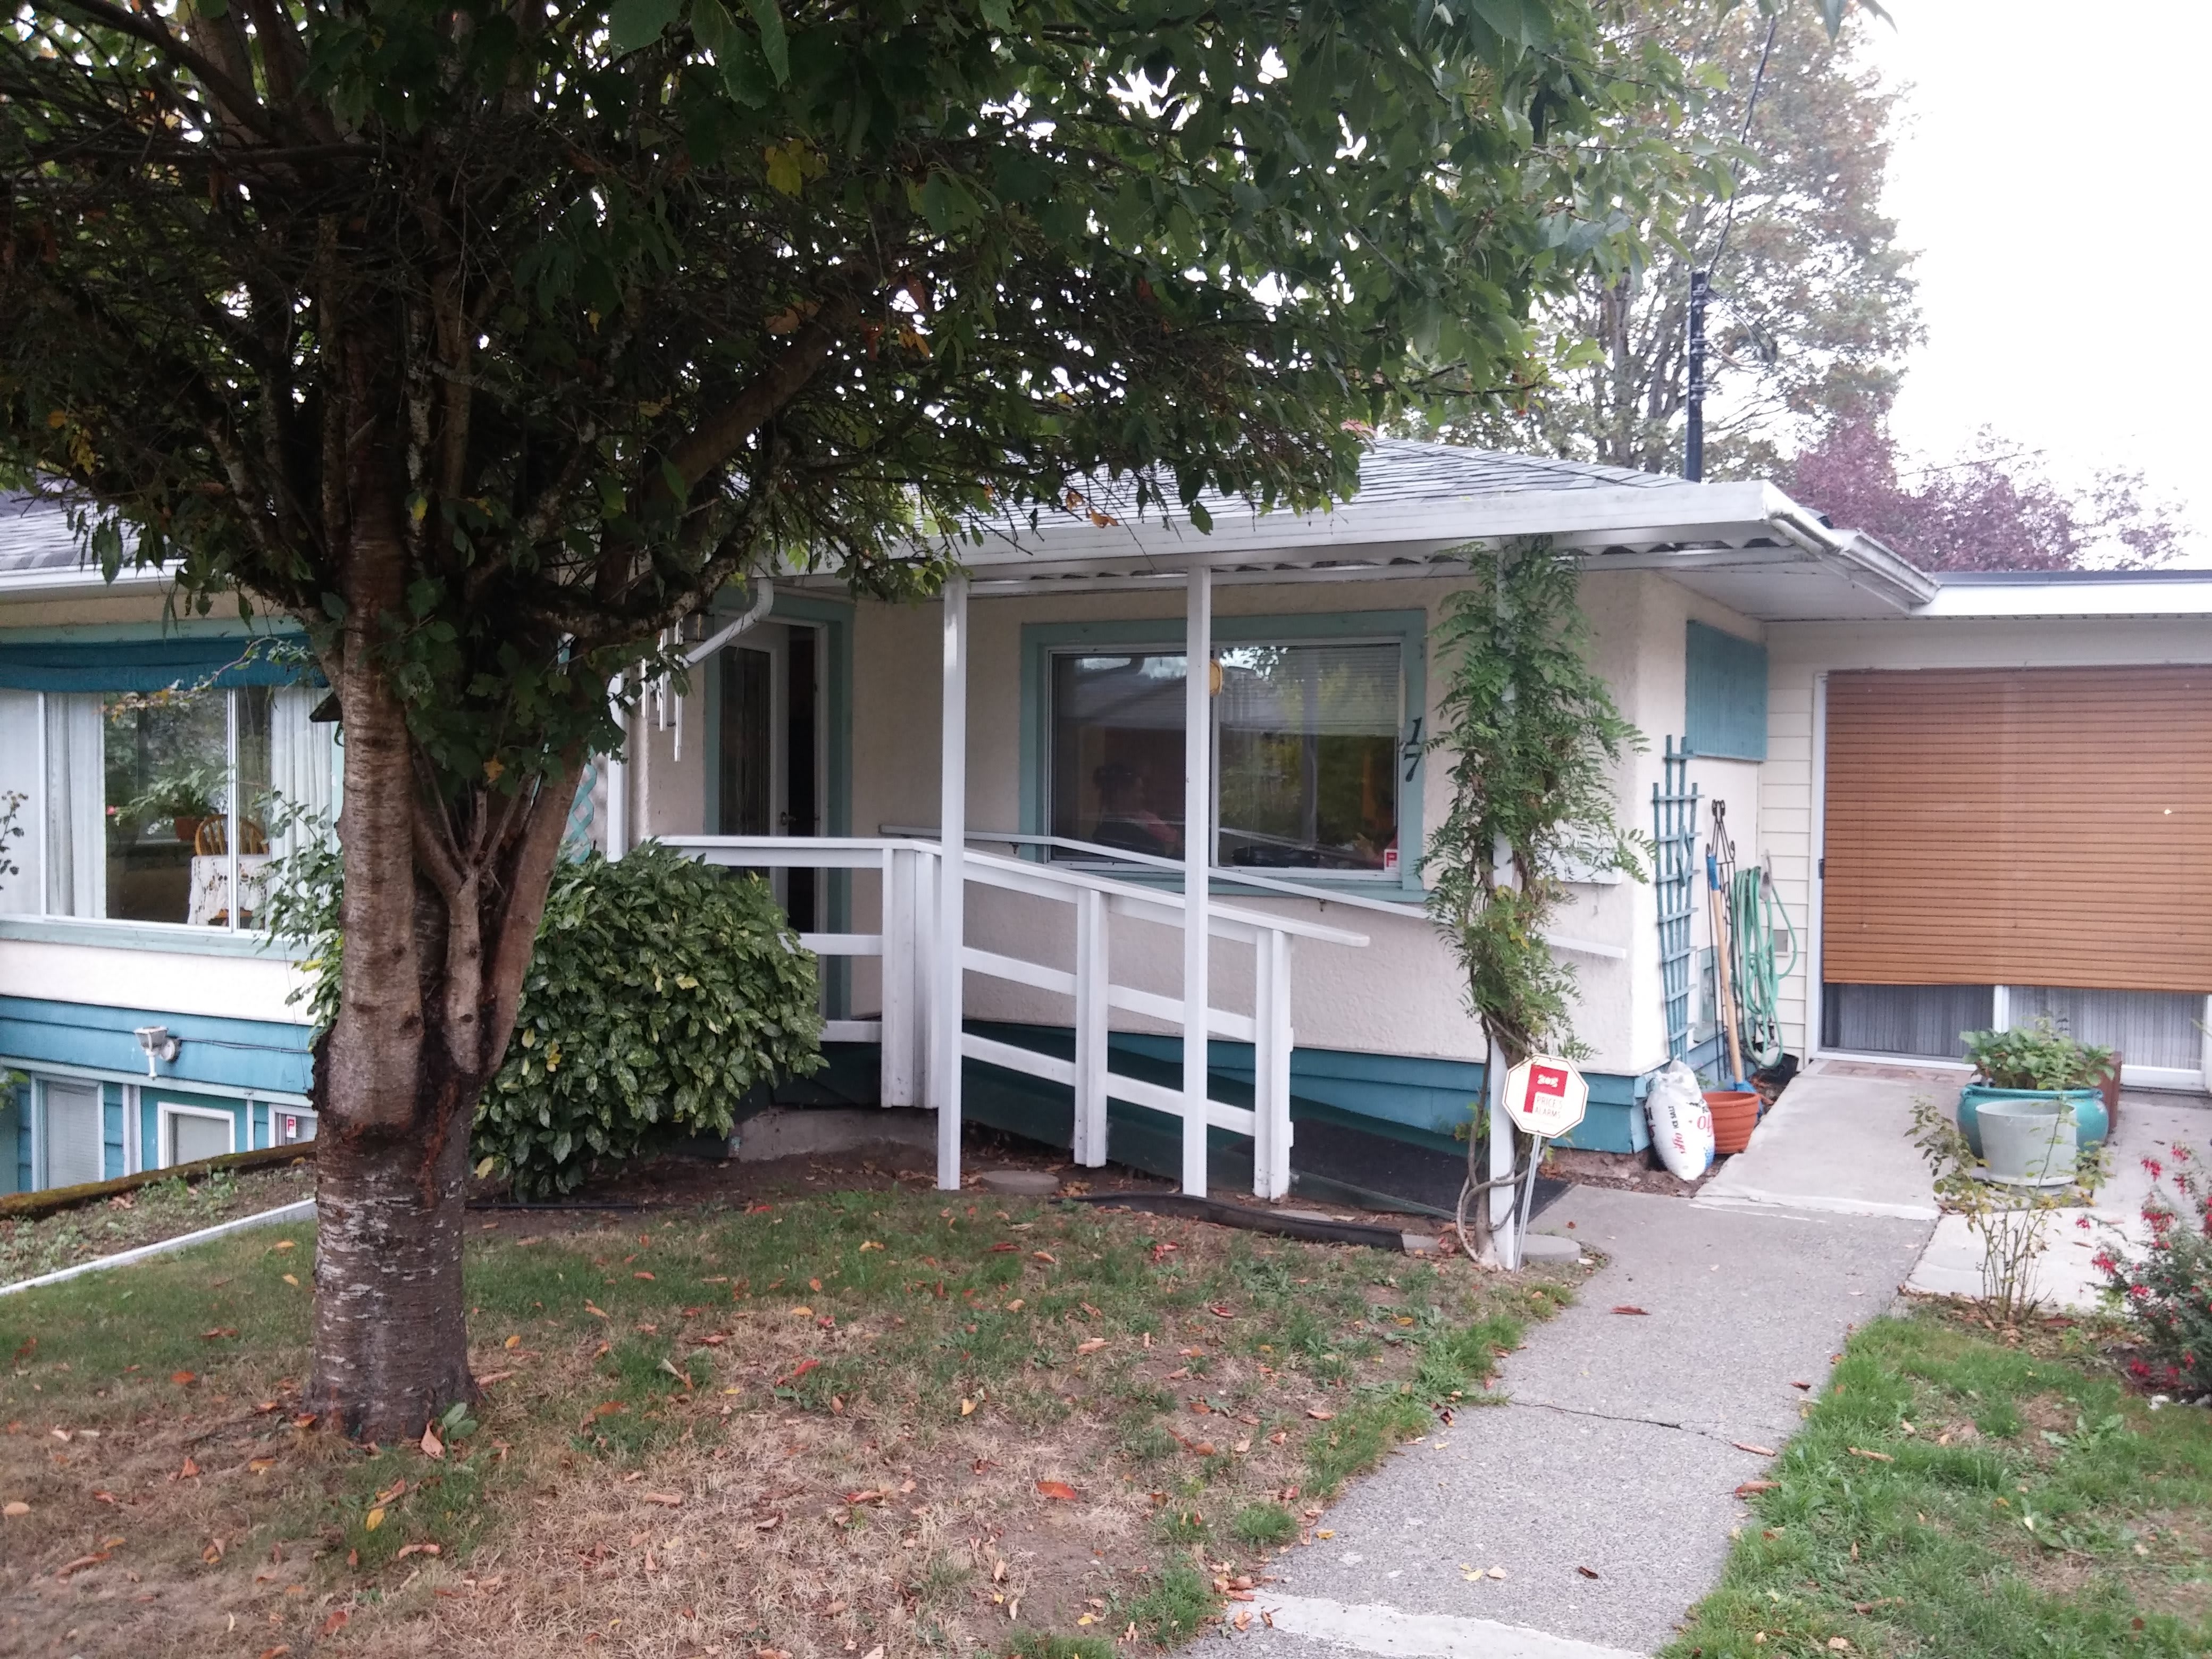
718, 623, 821, 928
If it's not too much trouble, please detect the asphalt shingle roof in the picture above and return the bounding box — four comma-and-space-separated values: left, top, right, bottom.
1344, 439, 1696, 505
0, 491, 85, 574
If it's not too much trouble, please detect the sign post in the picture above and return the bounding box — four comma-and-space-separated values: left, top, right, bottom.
1496, 1055, 1589, 1270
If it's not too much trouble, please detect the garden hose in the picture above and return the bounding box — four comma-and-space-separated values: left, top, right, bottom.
1727, 865, 1798, 1071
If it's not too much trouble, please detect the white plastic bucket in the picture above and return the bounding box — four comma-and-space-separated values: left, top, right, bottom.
1977, 1098, 2078, 1188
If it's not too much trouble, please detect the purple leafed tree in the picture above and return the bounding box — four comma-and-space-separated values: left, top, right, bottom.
1779, 417, 2184, 571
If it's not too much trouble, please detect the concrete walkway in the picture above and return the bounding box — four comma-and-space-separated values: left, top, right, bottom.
1231, 1185, 1931, 1658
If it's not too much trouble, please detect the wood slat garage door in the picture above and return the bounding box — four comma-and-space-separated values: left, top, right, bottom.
1823, 667, 2212, 993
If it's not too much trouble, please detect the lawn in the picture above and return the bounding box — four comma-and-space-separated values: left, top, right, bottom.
0, 1190, 1571, 1658
1666, 1309, 2212, 1658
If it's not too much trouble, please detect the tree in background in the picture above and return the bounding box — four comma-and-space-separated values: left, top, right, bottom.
1431, 2, 1917, 476
1, 0, 1692, 1436
1778, 417, 2183, 571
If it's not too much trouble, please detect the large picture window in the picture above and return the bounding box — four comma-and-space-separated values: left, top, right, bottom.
40, 684, 333, 929
1048, 638, 1403, 875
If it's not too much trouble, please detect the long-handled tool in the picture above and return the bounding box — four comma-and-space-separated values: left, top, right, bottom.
1707, 804, 1746, 1088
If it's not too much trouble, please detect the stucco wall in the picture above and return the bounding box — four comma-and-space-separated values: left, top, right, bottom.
1762, 616, 2212, 1058
802, 569, 1766, 1076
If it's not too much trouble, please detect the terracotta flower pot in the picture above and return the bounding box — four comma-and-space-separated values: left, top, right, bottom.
171, 814, 207, 845
1704, 1090, 1761, 1155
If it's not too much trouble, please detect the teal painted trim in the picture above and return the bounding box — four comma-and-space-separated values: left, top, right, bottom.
0, 632, 319, 691
144, 1084, 251, 1163
975, 1019, 1649, 1155
0, 915, 308, 959
0, 618, 303, 645
1018, 608, 1430, 900
0, 1083, 20, 1195
103, 1082, 123, 1179
0, 996, 313, 1096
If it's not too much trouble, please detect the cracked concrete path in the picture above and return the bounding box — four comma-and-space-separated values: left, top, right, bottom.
1227, 1185, 1932, 1657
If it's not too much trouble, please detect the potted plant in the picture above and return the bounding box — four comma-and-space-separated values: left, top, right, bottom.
1956, 1017, 2112, 1158
115, 760, 227, 845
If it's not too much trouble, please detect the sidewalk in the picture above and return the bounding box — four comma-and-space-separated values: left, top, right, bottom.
1231, 1184, 1931, 1658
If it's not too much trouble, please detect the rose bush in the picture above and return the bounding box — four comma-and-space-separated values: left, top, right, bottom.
2098, 1145, 2212, 1398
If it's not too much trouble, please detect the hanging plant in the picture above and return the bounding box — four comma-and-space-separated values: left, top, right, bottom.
1422, 539, 1648, 1249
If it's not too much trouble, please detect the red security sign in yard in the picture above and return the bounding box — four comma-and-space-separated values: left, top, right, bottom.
1501, 1054, 1589, 1138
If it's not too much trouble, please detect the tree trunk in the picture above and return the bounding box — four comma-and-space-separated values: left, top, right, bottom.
310, 1108, 475, 1436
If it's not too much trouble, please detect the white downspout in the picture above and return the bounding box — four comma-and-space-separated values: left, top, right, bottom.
605, 676, 629, 859
1182, 566, 1213, 1196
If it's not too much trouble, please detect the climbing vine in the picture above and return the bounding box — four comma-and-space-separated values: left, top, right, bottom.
1422, 541, 1647, 1245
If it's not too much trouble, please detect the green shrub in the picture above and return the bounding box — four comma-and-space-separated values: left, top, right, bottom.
1960, 1017, 2112, 1092
475, 845, 824, 1195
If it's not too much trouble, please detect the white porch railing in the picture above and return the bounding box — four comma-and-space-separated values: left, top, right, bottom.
661, 834, 1366, 1199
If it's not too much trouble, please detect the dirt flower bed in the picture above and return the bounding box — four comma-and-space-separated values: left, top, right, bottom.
0, 1159, 314, 1285
0, 1188, 1573, 1658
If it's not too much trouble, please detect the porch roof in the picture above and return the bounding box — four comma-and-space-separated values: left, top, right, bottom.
872, 440, 1937, 622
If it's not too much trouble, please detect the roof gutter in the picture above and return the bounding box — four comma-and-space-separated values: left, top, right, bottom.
1764, 505, 1938, 610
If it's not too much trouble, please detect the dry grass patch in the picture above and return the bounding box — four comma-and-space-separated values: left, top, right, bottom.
1, 1188, 1570, 1658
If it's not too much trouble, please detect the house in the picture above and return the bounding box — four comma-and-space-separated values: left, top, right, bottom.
2, 446, 2207, 1209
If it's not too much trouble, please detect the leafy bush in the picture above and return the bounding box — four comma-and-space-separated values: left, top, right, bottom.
477, 845, 824, 1195
2098, 1145, 2212, 1398
1960, 1017, 2113, 1092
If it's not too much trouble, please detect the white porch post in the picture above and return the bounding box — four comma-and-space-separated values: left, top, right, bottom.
936, 574, 970, 1191
605, 675, 631, 859
1182, 566, 1213, 1196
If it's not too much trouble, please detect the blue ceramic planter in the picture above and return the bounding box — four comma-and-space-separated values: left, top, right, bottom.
1956, 1084, 2107, 1158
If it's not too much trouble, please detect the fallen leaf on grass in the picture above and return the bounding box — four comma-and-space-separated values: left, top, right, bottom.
1031, 1250, 1057, 1263
319, 1610, 349, 1637
53, 1551, 109, 1578
1733, 1442, 1777, 1456
988, 1242, 1018, 1253
364, 1508, 386, 1532
170, 1370, 196, 1386
421, 1423, 444, 1459
1735, 1481, 1779, 1497
504, 1334, 522, 1350
1208, 1303, 1237, 1319
1035, 1480, 1079, 1501
584, 1302, 610, 1320
959, 1398, 976, 1417
393, 1541, 441, 1560
1076, 1337, 1107, 1354
248, 1458, 275, 1473
1828, 1641, 1851, 1652
633, 1271, 655, 1280
1609, 1306, 1648, 1317
177, 1457, 200, 1479
281, 1274, 299, 1286
200, 1328, 238, 1340
474, 1370, 518, 1386
1847, 1447, 1895, 1463
643, 1493, 683, 1507
753, 1514, 782, 1531
2, 1502, 27, 1517
258, 1647, 291, 1659
1306, 1409, 1336, 1421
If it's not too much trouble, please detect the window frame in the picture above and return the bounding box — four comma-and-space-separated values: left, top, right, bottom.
1020, 608, 1429, 900
4, 677, 336, 950
158, 1099, 238, 1168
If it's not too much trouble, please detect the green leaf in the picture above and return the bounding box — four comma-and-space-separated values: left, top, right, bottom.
747, 0, 789, 84
609, 0, 682, 54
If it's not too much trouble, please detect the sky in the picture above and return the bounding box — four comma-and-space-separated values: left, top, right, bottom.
1860, 1, 2212, 558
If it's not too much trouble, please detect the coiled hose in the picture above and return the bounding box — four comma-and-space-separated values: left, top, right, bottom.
1728, 866, 1798, 1071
